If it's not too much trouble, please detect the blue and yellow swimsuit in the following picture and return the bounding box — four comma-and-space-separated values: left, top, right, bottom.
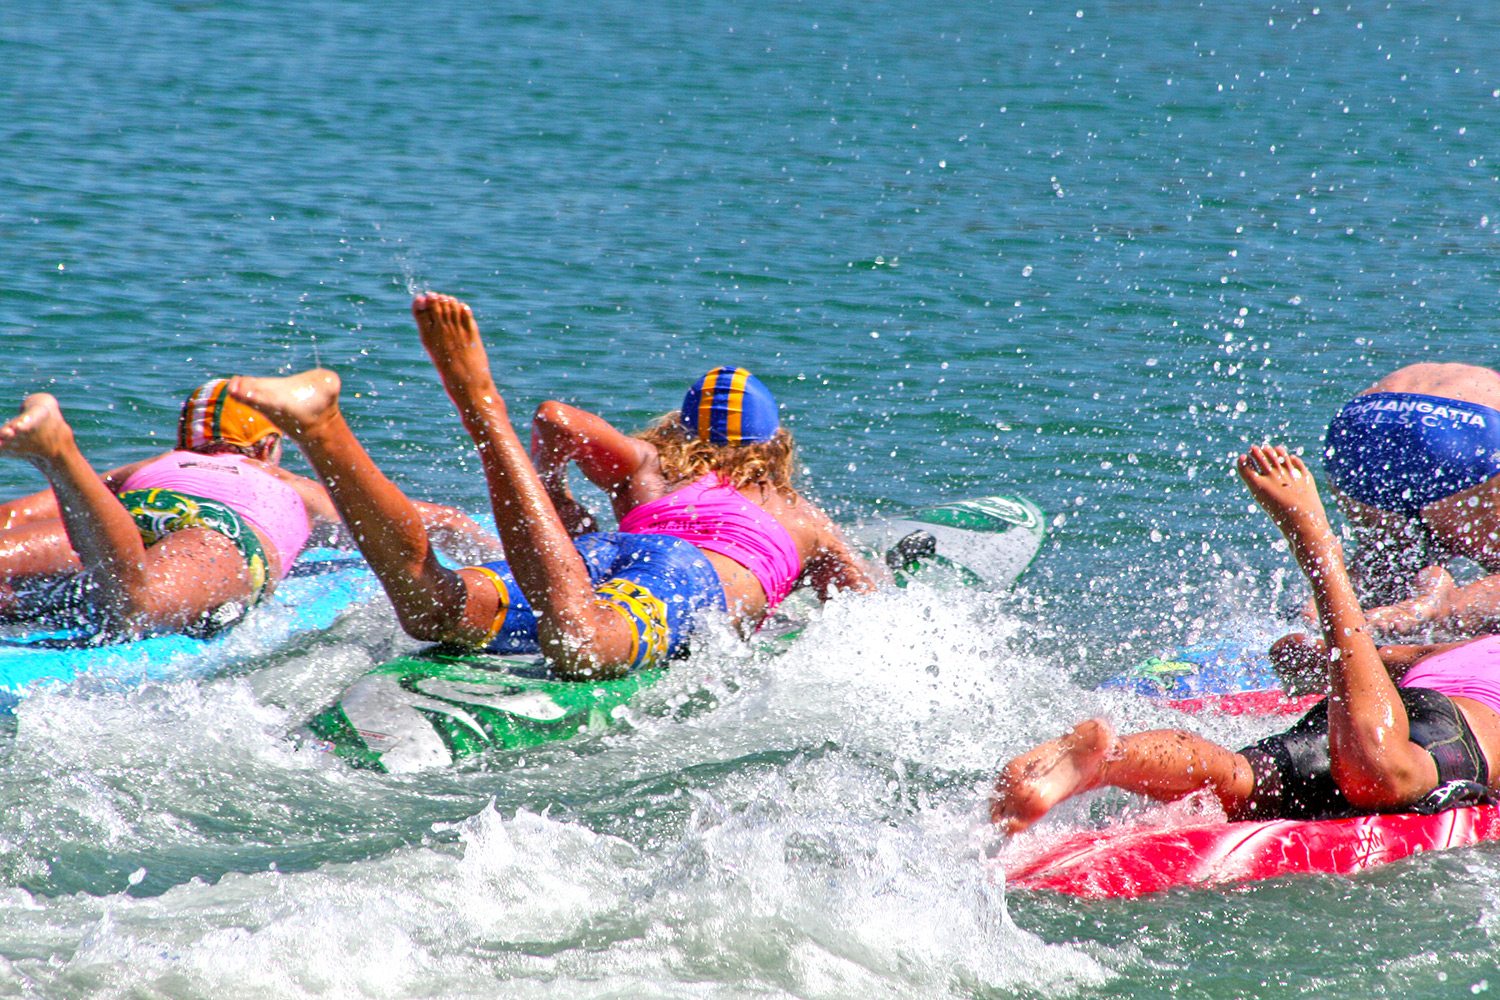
465, 532, 726, 670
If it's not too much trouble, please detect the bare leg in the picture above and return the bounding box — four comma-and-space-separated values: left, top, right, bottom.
0, 395, 139, 581
0, 395, 251, 632
991, 719, 1256, 834
1239, 445, 1438, 809
226, 371, 494, 645
412, 294, 636, 677
0, 521, 82, 580
0, 520, 83, 616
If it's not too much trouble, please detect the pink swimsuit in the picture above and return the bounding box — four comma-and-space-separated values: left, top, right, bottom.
618, 474, 802, 609
1401, 635, 1500, 715
121, 452, 311, 576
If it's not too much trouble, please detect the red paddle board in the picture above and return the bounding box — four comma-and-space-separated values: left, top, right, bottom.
1003, 805, 1500, 898
1161, 690, 1324, 716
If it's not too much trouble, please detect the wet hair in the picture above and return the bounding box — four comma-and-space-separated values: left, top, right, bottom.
636, 413, 797, 499
189, 435, 281, 461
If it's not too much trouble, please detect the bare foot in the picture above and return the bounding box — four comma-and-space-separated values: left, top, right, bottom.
1237, 445, 1327, 531
991, 718, 1117, 834
412, 294, 505, 423
1236, 444, 1338, 570
226, 371, 342, 442
0, 394, 76, 465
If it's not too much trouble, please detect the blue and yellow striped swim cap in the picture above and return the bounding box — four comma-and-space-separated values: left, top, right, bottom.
679, 367, 780, 446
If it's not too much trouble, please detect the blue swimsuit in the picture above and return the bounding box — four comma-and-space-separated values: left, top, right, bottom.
464, 532, 726, 670
1323, 392, 1500, 514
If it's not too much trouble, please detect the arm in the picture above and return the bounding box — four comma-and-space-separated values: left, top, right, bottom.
530, 401, 658, 535
410, 500, 506, 564
800, 505, 887, 600
1296, 559, 1457, 637
268, 471, 352, 549
0, 487, 60, 531
1361, 565, 1500, 639
274, 468, 505, 562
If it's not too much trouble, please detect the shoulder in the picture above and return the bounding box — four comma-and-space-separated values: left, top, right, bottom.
102, 452, 170, 490
755, 488, 836, 544
244, 459, 304, 485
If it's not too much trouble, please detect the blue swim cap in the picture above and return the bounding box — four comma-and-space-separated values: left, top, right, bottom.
679, 367, 780, 445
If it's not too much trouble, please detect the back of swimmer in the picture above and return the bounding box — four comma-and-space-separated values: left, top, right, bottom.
1318, 362, 1500, 639
0, 384, 305, 636
222, 294, 880, 679
120, 449, 310, 583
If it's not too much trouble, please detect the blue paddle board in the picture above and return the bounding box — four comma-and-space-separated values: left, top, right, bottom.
0, 548, 376, 710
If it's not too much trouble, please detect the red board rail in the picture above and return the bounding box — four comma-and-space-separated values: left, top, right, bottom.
1003, 805, 1500, 899
1162, 689, 1324, 716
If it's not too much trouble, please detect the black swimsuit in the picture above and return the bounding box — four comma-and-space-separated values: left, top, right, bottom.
1236, 688, 1487, 821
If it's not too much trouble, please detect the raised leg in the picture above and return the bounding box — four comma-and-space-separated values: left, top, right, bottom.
0, 395, 252, 632
227, 371, 496, 645
1239, 445, 1438, 809
412, 293, 637, 677
991, 719, 1256, 834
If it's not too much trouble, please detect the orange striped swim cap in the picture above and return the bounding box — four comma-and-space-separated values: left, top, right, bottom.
177, 379, 281, 451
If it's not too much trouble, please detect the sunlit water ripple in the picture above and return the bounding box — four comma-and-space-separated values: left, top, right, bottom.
3, 1, 1500, 996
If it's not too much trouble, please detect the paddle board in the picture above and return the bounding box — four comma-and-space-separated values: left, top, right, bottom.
0, 547, 376, 710
305, 493, 1046, 773
1098, 638, 1321, 716
1003, 802, 1500, 899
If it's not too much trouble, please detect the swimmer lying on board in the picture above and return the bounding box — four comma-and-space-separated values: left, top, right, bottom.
1316, 362, 1500, 639
229, 292, 880, 680
0, 380, 499, 637
993, 445, 1500, 833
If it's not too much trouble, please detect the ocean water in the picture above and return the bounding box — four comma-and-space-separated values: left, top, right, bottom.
3, 1, 1500, 996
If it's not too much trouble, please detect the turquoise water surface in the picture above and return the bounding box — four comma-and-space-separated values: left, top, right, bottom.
4, 2, 1500, 996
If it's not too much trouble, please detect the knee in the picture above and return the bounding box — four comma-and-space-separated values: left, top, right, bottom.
385, 563, 485, 644
530, 400, 584, 465
391, 590, 474, 645
395, 607, 454, 644
532, 400, 571, 434
535, 613, 631, 681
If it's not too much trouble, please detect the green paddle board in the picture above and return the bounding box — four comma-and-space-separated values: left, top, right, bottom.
305, 493, 1045, 772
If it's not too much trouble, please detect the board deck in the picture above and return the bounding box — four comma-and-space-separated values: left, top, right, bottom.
1003, 803, 1500, 898
306, 493, 1046, 772
306, 652, 663, 772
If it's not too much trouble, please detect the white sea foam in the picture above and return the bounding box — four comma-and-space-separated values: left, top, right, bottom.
0, 581, 1144, 997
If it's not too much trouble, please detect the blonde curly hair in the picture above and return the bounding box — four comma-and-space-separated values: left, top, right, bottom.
636, 413, 798, 499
